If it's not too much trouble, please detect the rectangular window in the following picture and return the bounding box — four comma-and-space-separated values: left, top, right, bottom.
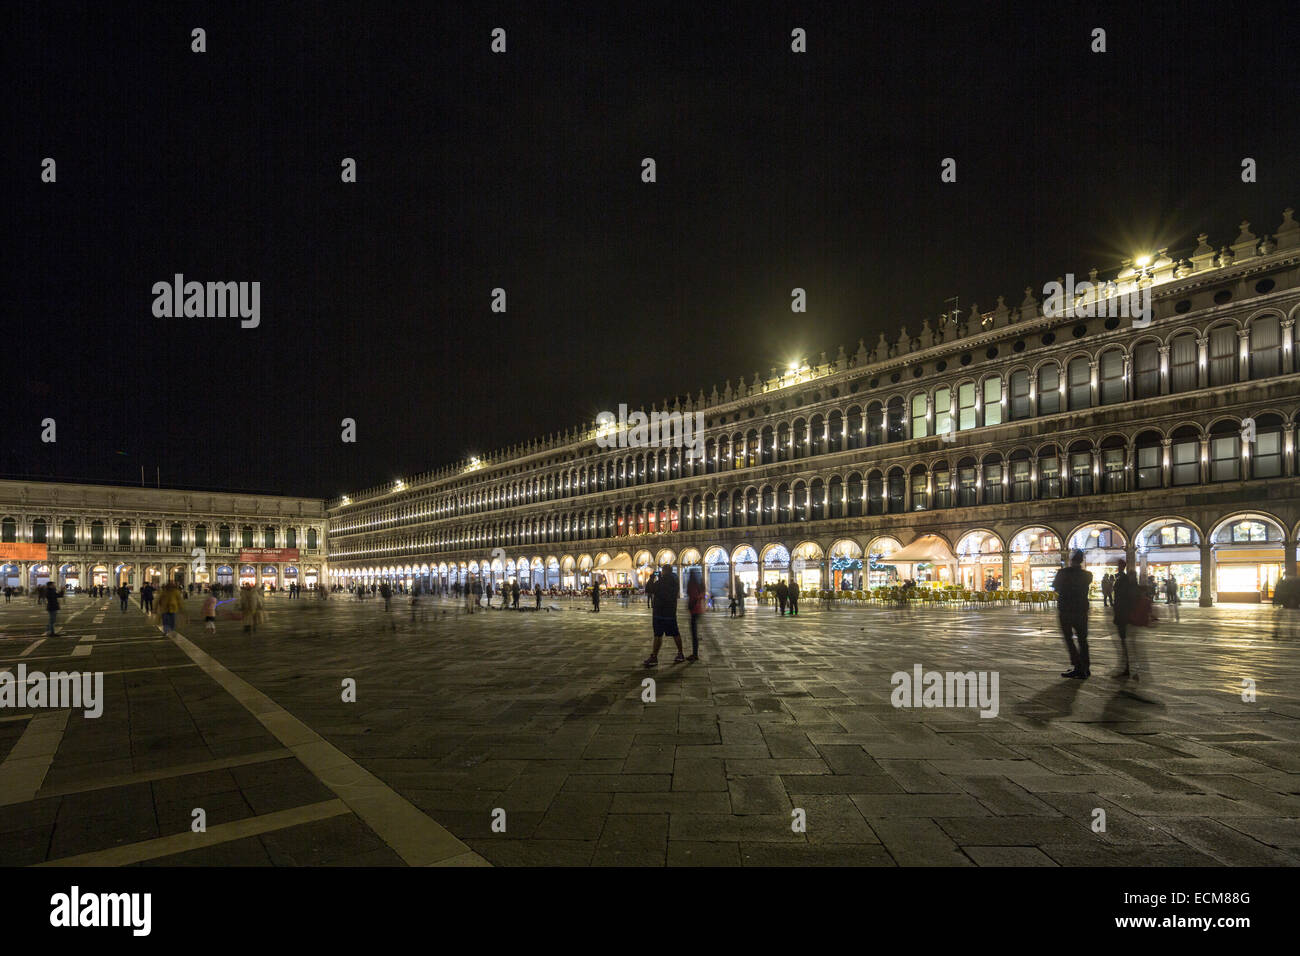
1070, 452, 1092, 495
1250, 318, 1281, 378
1254, 430, 1282, 478
1170, 335, 1197, 392
145, 524, 158, 547
910, 475, 928, 511
1068, 360, 1091, 409
934, 388, 952, 438
1038, 367, 1061, 414
170, 525, 182, 548
118, 524, 131, 547
911, 394, 928, 438
933, 470, 951, 509
1038, 456, 1061, 498
887, 475, 905, 512
1102, 448, 1125, 492
958, 383, 976, 430
983, 377, 1002, 426
957, 466, 977, 507
62, 523, 76, 545
1210, 435, 1240, 482
92, 524, 104, 546
1137, 445, 1161, 489
1209, 326, 1237, 386
195, 526, 207, 548
1010, 370, 1031, 420
220, 527, 231, 549
1171, 440, 1199, 486
1099, 350, 1124, 405
241, 528, 254, 548
1134, 345, 1160, 398
983, 463, 1003, 504
1011, 459, 1032, 501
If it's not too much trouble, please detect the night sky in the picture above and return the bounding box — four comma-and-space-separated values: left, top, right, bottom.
9, 1, 1300, 499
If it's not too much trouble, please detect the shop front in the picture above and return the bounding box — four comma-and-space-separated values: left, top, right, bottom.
1136, 519, 1202, 602
59, 563, 80, 590
761, 544, 791, 590
239, 565, 257, 587
732, 545, 759, 595
885, 534, 955, 585
791, 541, 823, 591
561, 556, 576, 589
866, 536, 902, 589
1009, 528, 1063, 591
1069, 524, 1125, 581
91, 565, 109, 588
216, 565, 234, 587
829, 539, 863, 590
956, 531, 1002, 590
704, 547, 730, 598
1212, 516, 1287, 603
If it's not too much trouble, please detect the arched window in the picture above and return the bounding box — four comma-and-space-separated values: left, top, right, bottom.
760, 426, 775, 465
1009, 450, 1032, 501
1169, 333, 1198, 392
886, 398, 906, 441
1098, 349, 1125, 405
1009, 369, 1031, 420
717, 492, 729, 530
982, 376, 1002, 426
910, 394, 928, 437
1100, 436, 1126, 492
284, 527, 295, 548
933, 389, 952, 438
956, 457, 977, 507
809, 417, 824, 456
828, 476, 844, 519
1252, 414, 1284, 479
909, 464, 928, 511
887, 468, 906, 512
827, 412, 843, 453
1133, 341, 1160, 398
1037, 365, 1061, 415
932, 462, 952, 509
1037, 445, 1062, 498
846, 407, 863, 449
957, 383, 976, 430
777, 484, 791, 523
1067, 357, 1091, 409
809, 479, 825, 520
1209, 421, 1241, 482
982, 455, 1003, 504
1170, 426, 1200, 486
1068, 440, 1093, 495
1208, 324, 1237, 386
867, 471, 883, 515
866, 403, 884, 446
1249, 315, 1282, 379
219, 524, 232, 549
1134, 431, 1163, 489
847, 472, 863, 517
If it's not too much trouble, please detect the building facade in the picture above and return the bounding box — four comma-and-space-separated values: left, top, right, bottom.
313, 209, 1298, 606
0, 480, 328, 592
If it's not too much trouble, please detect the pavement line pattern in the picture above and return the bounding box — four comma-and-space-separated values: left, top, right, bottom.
166, 630, 489, 867
37, 798, 352, 867
0, 663, 198, 677
38, 748, 295, 798
0, 710, 71, 806
19, 639, 44, 657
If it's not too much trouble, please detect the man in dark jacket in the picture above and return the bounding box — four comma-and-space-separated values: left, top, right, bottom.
643, 564, 684, 667
1051, 550, 1093, 678
44, 582, 63, 636
1112, 558, 1138, 678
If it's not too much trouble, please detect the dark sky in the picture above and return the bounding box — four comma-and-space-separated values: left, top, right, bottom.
9, 0, 1300, 498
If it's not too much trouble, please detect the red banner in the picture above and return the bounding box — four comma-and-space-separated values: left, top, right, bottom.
239, 548, 300, 563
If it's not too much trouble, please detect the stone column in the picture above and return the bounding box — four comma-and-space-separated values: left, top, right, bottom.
1237, 328, 1251, 382
1158, 344, 1170, 394
1197, 335, 1209, 388
1199, 541, 1214, 607
1283, 528, 1297, 582
1282, 318, 1295, 374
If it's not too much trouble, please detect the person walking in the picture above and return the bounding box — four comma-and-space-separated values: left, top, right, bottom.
591, 579, 600, 612
117, 583, 130, 611
535, 585, 543, 611
512, 579, 520, 610
775, 579, 788, 616
155, 580, 185, 637
686, 568, 706, 661
141, 582, 155, 614
238, 582, 264, 634
43, 581, 63, 636
1111, 558, 1139, 679
644, 563, 684, 667
788, 582, 799, 616
380, 582, 392, 612
1100, 572, 1114, 608
1051, 550, 1093, 679
202, 591, 218, 633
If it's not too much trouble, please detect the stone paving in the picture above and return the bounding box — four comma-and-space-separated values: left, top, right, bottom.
1, 590, 1298, 866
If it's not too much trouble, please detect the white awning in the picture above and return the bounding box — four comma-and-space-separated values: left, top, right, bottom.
887, 535, 956, 564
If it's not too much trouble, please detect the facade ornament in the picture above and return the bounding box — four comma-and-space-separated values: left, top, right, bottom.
1019, 286, 1038, 322
1274, 207, 1299, 250
1231, 220, 1258, 260
855, 338, 868, 364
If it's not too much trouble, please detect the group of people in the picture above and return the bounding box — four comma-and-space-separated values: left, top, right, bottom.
756, 579, 799, 616
1053, 553, 1151, 684
1099, 571, 1181, 610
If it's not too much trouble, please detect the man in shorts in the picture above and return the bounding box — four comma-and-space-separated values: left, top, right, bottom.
643, 563, 684, 667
